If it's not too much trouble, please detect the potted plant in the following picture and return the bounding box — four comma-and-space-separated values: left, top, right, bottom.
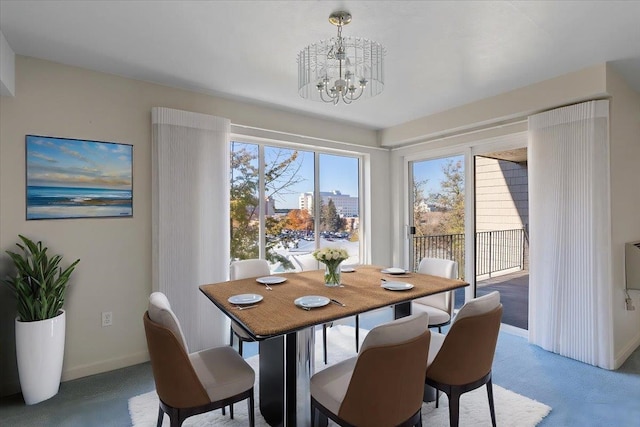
3, 235, 80, 405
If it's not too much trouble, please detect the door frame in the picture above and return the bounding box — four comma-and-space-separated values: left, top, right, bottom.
402, 131, 528, 306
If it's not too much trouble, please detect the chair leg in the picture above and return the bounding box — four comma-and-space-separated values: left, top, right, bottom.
355, 315, 360, 352
448, 390, 461, 427
156, 406, 164, 427
323, 324, 328, 364
222, 406, 226, 415
230, 402, 234, 419
416, 412, 423, 427
438, 326, 442, 333
229, 324, 233, 346
248, 391, 255, 427
486, 379, 497, 427
239, 339, 243, 356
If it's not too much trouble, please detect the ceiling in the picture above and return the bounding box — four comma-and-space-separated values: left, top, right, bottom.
1, 1, 639, 130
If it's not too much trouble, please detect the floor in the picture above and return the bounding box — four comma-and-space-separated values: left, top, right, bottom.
1, 306, 640, 426
455, 270, 529, 330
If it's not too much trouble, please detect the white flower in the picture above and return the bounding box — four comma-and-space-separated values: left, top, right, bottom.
312, 247, 348, 263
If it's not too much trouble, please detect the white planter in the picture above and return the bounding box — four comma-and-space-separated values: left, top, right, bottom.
15, 310, 66, 405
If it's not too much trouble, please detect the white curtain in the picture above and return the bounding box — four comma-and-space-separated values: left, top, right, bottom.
528, 100, 612, 368
151, 107, 230, 351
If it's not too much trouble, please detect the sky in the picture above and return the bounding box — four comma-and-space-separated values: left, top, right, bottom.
412, 155, 464, 196
26, 135, 133, 189
233, 142, 360, 209
270, 149, 360, 209
231, 141, 463, 209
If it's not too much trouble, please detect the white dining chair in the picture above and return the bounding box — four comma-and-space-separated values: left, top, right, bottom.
292, 253, 359, 364
228, 259, 271, 355
412, 257, 458, 332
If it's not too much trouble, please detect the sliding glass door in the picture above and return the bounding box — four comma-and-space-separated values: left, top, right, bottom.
409, 155, 466, 305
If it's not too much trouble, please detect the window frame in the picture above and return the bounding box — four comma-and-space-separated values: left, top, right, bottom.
230, 133, 366, 268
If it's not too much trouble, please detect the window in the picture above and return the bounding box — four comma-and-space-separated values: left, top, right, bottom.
230, 141, 361, 272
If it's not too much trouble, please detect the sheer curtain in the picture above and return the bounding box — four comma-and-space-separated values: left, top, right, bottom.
151, 107, 230, 351
528, 100, 612, 368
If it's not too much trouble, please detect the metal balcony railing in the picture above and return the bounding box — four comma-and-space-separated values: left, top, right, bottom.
412, 228, 527, 279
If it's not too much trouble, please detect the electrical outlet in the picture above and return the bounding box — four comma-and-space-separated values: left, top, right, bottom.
101, 311, 113, 327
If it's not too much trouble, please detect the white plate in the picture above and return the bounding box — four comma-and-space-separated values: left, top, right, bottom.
382, 281, 414, 291
256, 276, 287, 285
340, 266, 356, 273
381, 267, 408, 275
228, 294, 264, 305
294, 295, 330, 309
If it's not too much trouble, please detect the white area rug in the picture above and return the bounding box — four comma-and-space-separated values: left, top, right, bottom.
130, 325, 551, 427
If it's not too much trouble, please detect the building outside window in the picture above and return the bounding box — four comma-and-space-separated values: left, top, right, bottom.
230, 141, 360, 272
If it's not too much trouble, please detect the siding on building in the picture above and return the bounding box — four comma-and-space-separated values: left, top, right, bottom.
475, 157, 529, 232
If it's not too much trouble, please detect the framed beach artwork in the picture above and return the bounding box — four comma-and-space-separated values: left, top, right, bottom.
26, 135, 133, 220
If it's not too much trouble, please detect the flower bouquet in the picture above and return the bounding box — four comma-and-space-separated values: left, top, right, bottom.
312, 247, 349, 287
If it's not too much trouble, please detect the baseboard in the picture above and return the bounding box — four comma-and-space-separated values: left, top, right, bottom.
613, 331, 640, 369
61, 351, 150, 382
500, 323, 529, 338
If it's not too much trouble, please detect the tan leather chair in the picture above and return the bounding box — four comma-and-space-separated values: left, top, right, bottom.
310, 312, 431, 427
425, 291, 502, 427
412, 257, 458, 332
228, 259, 271, 355
144, 292, 255, 427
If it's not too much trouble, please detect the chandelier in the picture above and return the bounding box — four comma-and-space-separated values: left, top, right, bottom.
297, 11, 385, 105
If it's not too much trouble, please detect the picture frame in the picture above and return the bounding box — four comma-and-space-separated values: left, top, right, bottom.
26, 135, 133, 220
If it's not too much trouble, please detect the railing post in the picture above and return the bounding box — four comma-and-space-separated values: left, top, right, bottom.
488, 231, 493, 279
520, 227, 525, 271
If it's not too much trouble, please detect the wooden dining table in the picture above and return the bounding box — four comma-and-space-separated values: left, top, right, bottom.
199, 265, 468, 427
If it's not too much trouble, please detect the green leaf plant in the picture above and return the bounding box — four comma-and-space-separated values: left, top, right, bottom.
3, 235, 80, 322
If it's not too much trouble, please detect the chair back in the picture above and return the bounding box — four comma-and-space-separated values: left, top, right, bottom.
418, 257, 458, 279
291, 253, 320, 271
414, 257, 458, 313
426, 291, 502, 386
148, 292, 189, 352
338, 313, 431, 426
229, 259, 271, 280
143, 311, 209, 408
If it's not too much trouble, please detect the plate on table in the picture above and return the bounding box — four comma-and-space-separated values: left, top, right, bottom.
381, 267, 408, 275
256, 276, 287, 285
340, 266, 356, 273
228, 294, 264, 305
294, 295, 330, 309
382, 281, 414, 291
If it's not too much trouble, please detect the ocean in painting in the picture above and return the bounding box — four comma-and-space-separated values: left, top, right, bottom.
27, 186, 132, 219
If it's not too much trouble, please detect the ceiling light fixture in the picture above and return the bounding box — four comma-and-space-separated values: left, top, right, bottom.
297, 11, 385, 105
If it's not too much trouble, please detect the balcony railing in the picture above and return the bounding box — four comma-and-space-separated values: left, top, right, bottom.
412, 228, 527, 279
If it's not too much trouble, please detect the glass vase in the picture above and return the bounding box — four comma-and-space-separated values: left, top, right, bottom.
324, 261, 342, 287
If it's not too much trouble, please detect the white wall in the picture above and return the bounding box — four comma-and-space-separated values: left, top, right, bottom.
381, 64, 608, 147
0, 29, 15, 96
0, 56, 391, 395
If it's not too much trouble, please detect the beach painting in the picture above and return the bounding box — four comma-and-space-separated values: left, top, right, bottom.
26, 135, 133, 220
